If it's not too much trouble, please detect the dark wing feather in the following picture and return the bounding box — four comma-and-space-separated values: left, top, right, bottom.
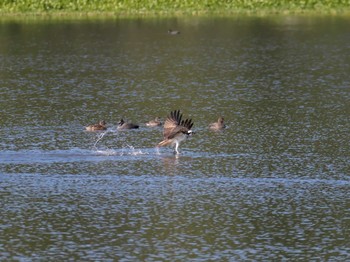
172, 110, 182, 125
163, 110, 181, 138
163, 110, 193, 139
181, 118, 193, 130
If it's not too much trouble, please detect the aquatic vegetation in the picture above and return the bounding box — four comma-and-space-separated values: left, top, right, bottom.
1, 0, 350, 16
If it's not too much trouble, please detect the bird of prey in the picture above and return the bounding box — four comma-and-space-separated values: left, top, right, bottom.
157, 110, 193, 154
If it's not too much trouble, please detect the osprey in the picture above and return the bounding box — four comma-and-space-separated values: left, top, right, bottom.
157, 110, 193, 154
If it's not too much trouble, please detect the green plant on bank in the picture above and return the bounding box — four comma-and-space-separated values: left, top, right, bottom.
1, 0, 350, 15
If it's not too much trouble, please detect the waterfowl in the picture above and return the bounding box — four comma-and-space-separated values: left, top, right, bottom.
157, 110, 193, 154
85, 120, 107, 131
117, 119, 139, 130
146, 117, 162, 127
209, 117, 226, 131
168, 29, 180, 35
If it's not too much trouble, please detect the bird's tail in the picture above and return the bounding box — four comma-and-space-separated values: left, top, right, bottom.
157, 139, 171, 147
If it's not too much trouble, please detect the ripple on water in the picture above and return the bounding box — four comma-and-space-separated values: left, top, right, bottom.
1, 173, 349, 260
1, 16, 350, 261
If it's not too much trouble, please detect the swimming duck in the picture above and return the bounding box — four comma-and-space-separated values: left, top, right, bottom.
209, 117, 226, 131
117, 119, 139, 130
85, 120, 107, 131
146, 117, 162, 127
168, 29, 180, 35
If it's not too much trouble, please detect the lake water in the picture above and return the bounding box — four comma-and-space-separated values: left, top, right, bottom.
1, 15, 350, 260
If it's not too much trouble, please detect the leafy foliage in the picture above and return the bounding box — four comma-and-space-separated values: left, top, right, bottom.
1, 0, 350, 15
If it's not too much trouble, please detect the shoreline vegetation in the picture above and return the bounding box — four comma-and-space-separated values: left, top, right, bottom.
1, 0, 350, 18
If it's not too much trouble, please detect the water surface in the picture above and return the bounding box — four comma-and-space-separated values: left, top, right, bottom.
1, 15, 350, 260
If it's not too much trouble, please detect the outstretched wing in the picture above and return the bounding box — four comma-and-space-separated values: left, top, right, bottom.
163, 110, 181, 138
163, 110, 193, 139
180, 118, 193, 130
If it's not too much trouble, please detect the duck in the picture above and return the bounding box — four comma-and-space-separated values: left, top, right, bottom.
146, 117, 162, 127
117, 119, 139, 130
85, 120, 107, 131
168, 29, 180, 35
209, 117, 226, 131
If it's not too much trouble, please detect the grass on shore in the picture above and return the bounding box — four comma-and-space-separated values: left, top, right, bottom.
1, 0, 350, 17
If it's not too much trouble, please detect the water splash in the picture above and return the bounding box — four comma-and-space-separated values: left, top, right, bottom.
155, 146, 160, 155
122, 143, 145, 156
92, 131, 108, 149
89, 132, 170, 157
95, 149, 119, 156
